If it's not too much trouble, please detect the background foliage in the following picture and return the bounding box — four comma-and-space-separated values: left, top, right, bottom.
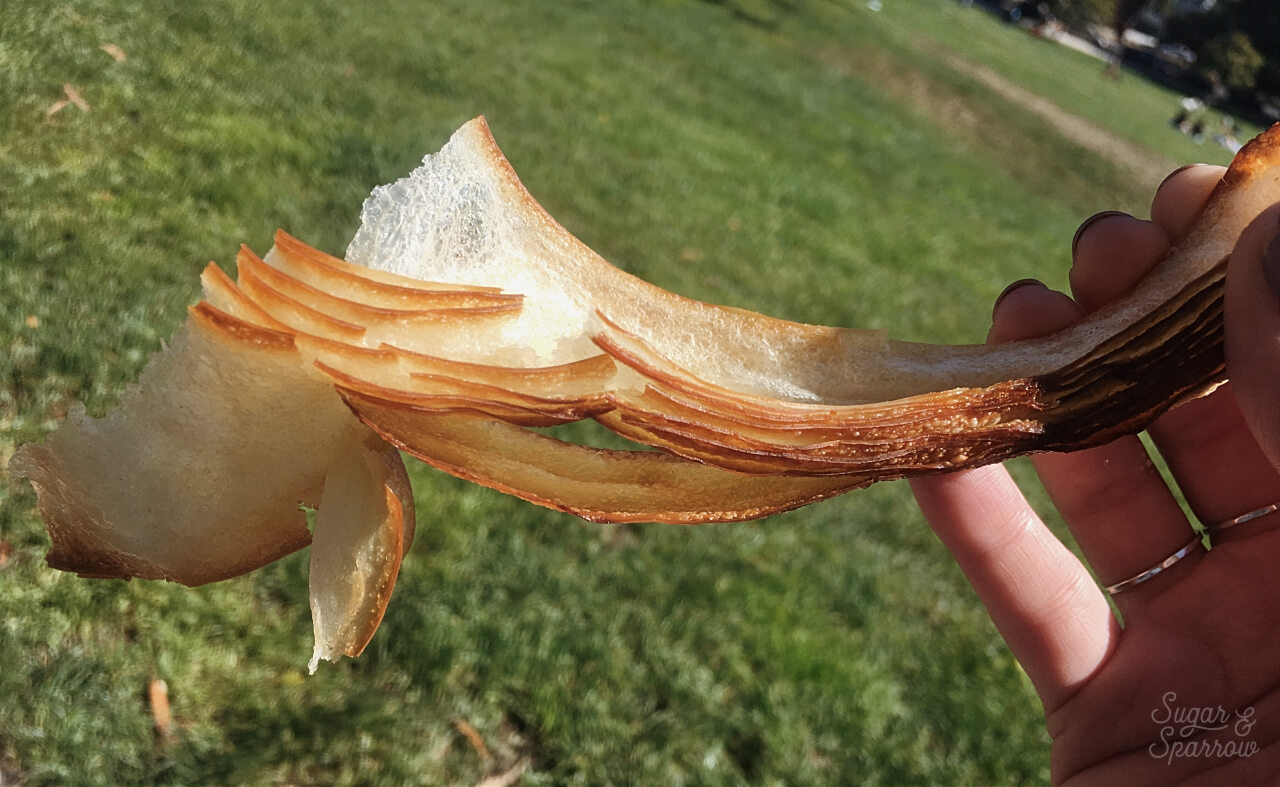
1041, 0, 1280, 101
1167, 0, 1280, 99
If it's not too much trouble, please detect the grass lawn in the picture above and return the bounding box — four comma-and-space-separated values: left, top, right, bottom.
0, 0, 1244, 784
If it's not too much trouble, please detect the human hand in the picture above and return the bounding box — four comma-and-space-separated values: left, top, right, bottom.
910, 165, 1280, 785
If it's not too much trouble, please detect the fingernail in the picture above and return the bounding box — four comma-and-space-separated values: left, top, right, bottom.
1156, 163, 1203, 194
1265, 217, 1280, 300
1071, 210, 1130, 259
992, 278, 1045, 319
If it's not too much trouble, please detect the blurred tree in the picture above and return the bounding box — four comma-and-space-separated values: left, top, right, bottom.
1039, 0, 1153, 32
1167, 0, 1279, 97
1035, 0, 1276, 107
1201, 31, 1265, 91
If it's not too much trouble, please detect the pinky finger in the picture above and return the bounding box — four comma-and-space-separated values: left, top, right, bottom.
910, 465, 1119, 712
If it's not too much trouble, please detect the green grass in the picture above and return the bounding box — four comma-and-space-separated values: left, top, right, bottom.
0, 0, 1245, 783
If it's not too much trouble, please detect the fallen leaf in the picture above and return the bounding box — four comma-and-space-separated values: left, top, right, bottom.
148, 679, 171, 738
453, 719, 492, 762
100, 43, 127, 63
63, 84, 89, 112
46, 99, 69, 117
25, 315, 40, 329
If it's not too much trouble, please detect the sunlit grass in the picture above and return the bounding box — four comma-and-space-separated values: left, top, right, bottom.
0, 0, 1230, 783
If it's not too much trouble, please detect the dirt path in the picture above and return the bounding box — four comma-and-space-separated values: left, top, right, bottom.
943, 55, 1175, 186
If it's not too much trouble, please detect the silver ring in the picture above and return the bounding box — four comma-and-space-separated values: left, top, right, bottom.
1210, 503, 1280, 535
1105, 534, 1205, 596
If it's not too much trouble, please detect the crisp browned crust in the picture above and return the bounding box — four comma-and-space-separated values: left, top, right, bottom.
336, 387, 866, 524
273, 228, 510, 295
272, 229, 520, 309
191, 300, 298, 352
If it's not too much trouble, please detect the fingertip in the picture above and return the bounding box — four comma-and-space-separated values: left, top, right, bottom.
1070, 210, 1129, 260
991, 278, 1043, 319
1150, 164, 1226, 243
1069, 213, 1170, 312
988, 281, 1084, 344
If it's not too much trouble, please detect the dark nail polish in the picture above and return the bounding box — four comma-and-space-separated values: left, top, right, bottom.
1156, 163, 1203, 194
992, 278, 1044, 319
1071, 210, 1130, 259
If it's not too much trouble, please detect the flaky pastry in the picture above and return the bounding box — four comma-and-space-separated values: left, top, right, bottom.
12, 118, 1280, 667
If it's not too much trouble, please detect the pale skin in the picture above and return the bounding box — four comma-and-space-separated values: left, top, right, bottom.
911, 165, 1280, 785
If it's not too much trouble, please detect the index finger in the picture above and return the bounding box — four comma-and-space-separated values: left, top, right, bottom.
911, 285, 1119, 711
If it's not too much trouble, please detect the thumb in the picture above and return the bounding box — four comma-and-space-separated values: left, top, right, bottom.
1226, 203, 1280, 471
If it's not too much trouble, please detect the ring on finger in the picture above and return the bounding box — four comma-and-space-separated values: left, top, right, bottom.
1105, 534, 1205, 596
1209, 503, 1280, 537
